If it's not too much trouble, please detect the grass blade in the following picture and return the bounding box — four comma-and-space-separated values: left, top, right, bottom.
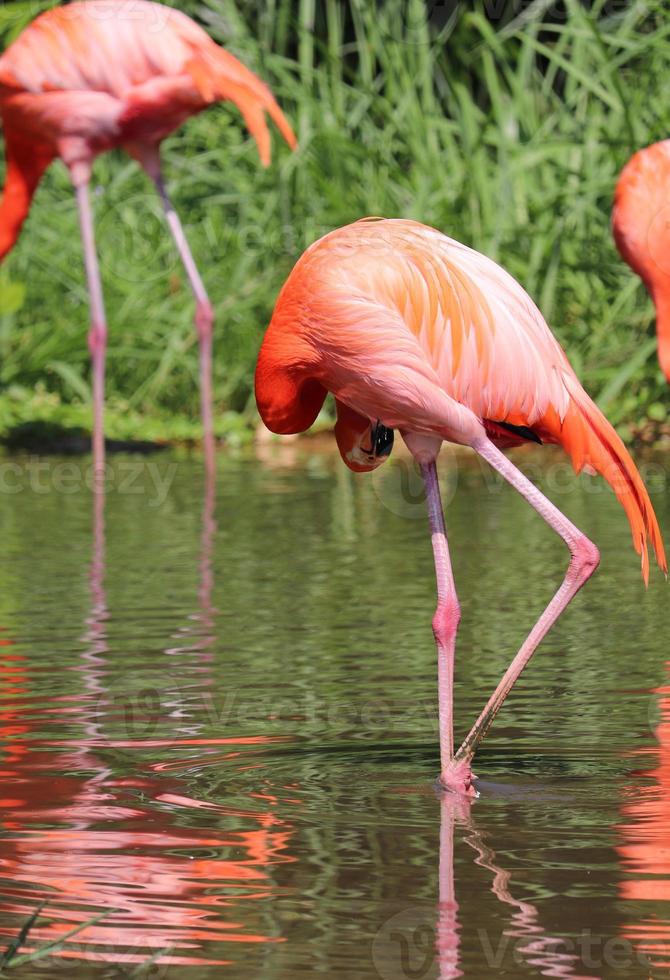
0, 902, 47, 969
5, 909, 116, 970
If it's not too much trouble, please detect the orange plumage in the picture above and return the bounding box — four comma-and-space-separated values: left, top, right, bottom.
257, 218, 666, 582
613, 140, 670, 382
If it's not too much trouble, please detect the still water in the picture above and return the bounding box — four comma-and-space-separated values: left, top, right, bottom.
0, 439, 669, 978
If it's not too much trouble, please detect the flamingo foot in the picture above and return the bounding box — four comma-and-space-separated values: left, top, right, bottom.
440, 758, 478, 798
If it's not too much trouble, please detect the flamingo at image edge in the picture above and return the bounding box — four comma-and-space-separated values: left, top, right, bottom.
255, 217, 667, 796
0, 0, 296, 470
613, 140, 670, 382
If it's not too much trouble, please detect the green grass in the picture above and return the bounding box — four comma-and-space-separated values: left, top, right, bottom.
1, 0, 670, 443
0, 903, 114, 974
0, 900, 174, 975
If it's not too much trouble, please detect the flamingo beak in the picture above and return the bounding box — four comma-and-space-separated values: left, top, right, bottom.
338, 418, 394, 472
369, 421, 394, 458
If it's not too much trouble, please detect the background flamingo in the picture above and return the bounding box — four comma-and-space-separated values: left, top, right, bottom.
255, 217, 666, 796
613, 140, 670, 383
0, 0, 296, 471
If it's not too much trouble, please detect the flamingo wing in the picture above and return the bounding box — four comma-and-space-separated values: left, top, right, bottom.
264, 218, 572, 429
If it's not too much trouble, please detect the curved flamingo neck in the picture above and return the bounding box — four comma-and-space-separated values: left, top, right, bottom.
651, 284, 670, 383
0, 135, 53, 260
255, 346, 326, 434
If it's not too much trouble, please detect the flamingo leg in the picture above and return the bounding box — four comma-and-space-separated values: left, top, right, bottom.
421, 462, 465, 792
447, 438, 600, 785
150, 169, 215, 472
74, 177, 107, 480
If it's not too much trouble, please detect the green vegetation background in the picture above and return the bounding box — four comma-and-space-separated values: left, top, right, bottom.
0, 0, 669, 445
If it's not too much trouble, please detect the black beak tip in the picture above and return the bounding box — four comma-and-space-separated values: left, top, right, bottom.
372, 421, 394, 458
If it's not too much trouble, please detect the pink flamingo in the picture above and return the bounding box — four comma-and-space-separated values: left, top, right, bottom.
613, 140, 670, 382
0, 0, 296, 471
255, 217, 666, 796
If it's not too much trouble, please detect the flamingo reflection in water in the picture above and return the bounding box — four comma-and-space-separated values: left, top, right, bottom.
616, 663, 670, 974
0, 471, 294, 971
430, 795, 593, 980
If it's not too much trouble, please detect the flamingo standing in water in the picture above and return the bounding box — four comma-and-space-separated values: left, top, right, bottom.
255, 217, 666, 796
613, 140, 670, 382
0, 0, 296, 471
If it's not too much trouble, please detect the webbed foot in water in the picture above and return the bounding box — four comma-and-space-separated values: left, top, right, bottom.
439, 759, 478, 798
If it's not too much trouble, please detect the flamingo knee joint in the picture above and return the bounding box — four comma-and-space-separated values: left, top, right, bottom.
570, 537, 601, 581
432, 599, 461, 645
195, 300, 214, 340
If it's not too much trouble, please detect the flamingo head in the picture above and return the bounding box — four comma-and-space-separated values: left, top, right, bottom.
335, 406, 394, 473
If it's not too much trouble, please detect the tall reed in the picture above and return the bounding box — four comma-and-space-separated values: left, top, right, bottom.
1, 0, 668, 439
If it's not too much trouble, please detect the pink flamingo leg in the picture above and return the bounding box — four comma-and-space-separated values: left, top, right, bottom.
74, 176, 107, 480
421, 462, 466, 793
447, 438, 600, 784
150, 168, 215, 473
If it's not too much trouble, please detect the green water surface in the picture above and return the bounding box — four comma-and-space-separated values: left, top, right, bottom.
0, 441, 668, 979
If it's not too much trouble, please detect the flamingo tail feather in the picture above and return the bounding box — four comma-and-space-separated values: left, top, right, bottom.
186, 47, 296, 166
547, 372, 666, 584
